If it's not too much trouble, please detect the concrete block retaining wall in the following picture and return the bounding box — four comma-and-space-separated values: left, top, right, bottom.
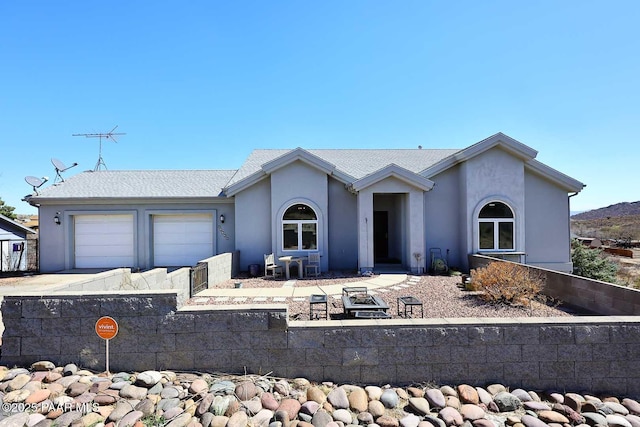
2, 292, 639, 398
469, 254, 640, 315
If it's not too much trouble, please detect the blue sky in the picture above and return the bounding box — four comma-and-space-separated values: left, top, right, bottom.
1, 1, 638, 214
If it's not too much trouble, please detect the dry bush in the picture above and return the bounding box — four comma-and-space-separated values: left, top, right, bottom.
470, 262, 545, 306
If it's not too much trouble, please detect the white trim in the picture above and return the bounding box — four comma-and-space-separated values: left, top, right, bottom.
422, 132, 538, 178
525, 160, 585, 193
274, 198, 324, 257
472, 199, 520, 254
350, 164, 435, 192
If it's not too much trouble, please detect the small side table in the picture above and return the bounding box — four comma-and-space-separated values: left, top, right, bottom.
397, 296, 423, 318
309, 294, 328, 320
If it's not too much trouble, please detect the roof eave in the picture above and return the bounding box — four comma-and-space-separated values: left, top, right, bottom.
525, 160, 586, 193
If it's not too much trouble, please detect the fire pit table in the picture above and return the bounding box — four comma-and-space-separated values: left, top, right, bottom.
341, 294, 389, 317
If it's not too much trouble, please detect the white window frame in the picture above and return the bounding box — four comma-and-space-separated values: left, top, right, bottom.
477, 202, 515, 252
281, 204, 318, 252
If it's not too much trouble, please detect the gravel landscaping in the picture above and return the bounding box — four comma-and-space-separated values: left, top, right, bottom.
187, 273, 575, 321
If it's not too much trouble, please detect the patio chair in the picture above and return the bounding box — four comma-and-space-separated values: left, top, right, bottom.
304, 252, 321, 277
264, 253, 283, 278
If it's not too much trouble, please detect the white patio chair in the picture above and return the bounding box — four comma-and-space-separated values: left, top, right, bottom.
304, 252, 321, 277
264, 253, 283, 278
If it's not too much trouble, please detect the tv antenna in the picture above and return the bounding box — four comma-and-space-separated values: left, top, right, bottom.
24, 176, 49, 195
72, 125, 125, 171
51, 158, 78, 183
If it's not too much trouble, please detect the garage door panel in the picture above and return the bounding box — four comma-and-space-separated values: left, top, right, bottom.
153, 214, 213, 267
75, 215, 134, 268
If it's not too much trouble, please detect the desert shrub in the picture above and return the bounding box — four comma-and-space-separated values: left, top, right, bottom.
570, 239, 618, 283
470, 262, 545, 306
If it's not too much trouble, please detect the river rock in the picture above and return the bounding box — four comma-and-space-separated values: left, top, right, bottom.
0, 412, 30, 427
582, 412, 607, 427
135, 371, 162, 388
564, 394, 585, 412
401, 414, 422, 427
190, 378, 209, 395
523, 402, 551, 411
493, 392, 522, 412
3, 389, 30, 403
328, 387, 349, 409
460, 404, 485, 421
7, 374, 31, 392
626, 415, 640, 427
31, 361, 55, 371
333, 408, 354, 424
377, 415, 401, 427
381, 389, 399, 409
537, 411, 569, 424
254, 409, 276, 427
279, 398, 302, 419
441, 386, 457, 397
349, 387, 368, 412
486, 385, 506, 396
521, 415, 550, 427
409, 397, 431, 415
369, 400, 386, 417
261, 392, 280, 411
475, 388, 492, 406
120, 384, 148, 400
607, 415, 633, 427
426, 389, 447, 409
118, 410, 143, 427
243, 398, 263, 415
366, 386, 383, 401
211, 415, 230, 427
235, 381, 258, 401
606, 402, 631, 415
210, 380, 236, 395
166, 412, 193, 427
439, 407, 464, 426
457, 385, 479, 405
623, 399, 640, 415
308, 387, 327, 404
358, 411, 375, 425
312, 409, 333, 427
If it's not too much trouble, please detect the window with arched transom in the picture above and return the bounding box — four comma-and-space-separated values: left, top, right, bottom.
478, 201, 515, 250
282, 204, 318, 251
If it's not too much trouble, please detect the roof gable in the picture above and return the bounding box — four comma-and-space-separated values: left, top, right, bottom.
349, 164, 435, 192
421, 132, 538, 177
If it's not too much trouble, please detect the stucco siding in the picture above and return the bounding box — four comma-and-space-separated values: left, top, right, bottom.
525, 171, 573, 271
424, 166, 462, 270
464, 147, 526, 256
38, 202, 232, 273
235, 178, 272, 270
270, 160, 329, 271
328, 178, 358, 270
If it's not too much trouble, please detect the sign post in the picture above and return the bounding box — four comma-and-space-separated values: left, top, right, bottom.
95, 316, 118, 374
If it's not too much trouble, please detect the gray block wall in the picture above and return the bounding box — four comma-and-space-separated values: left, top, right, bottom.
469, 254, 640, 315
2, 293, 639, 398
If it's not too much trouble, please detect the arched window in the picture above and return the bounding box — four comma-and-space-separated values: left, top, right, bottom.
478, 201, 514, 250
282, 204, 318, 251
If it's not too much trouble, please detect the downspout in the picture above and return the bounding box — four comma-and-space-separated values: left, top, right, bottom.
568, 190, 581, 273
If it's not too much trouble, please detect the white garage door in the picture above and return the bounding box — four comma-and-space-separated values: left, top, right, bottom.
153, 214, 214, 267
75, 214, 135, 268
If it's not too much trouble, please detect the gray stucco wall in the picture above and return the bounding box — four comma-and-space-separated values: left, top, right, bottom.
464, 148, 526, 256
424, 166, 462, 270
524, 172, 573, 271
328, 178, 358, 271
235, 179, 272, 271
2, 294, 639, 398
38, 202, 234, 272
270, 161, 329, 272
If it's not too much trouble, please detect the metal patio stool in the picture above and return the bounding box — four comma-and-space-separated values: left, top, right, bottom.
309, 294, 328, 320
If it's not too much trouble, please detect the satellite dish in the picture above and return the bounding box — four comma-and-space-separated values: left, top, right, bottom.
51, 158, 78, 183
24, 176, 49, 195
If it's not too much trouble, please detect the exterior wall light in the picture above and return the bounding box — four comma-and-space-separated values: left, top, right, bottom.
54, 215, 61, 225
219, 214, 225, 224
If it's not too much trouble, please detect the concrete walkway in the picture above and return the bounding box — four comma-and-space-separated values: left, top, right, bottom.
196, 273, 409, 298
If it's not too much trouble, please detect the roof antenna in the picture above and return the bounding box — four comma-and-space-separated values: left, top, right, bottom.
24, 176, 49, 195
72, 125, 125, 171
51, 158, 78, 183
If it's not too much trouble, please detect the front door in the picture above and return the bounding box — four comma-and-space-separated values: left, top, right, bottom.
373, 211, 389, 262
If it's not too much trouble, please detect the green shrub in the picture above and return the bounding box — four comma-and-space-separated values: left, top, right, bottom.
570, 239, 618, 283
470, 262, 545, 306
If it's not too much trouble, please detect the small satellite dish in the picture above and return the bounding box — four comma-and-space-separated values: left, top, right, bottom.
24, 176, 49, 195
51, 158, 78, 183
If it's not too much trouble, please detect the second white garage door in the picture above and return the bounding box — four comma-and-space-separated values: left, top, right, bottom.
153, 214, 214, 267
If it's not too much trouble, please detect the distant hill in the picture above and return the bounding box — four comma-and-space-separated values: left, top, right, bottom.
572, 201, 640, 220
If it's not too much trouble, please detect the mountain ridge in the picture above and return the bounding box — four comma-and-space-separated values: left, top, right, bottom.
572, 201, 640, 220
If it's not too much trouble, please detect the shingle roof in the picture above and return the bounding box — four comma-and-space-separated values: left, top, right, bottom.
28, 170, 237, 200
226, 148, 461, 187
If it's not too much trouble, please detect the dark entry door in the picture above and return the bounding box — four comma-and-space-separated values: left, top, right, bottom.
373, 211, 389, 262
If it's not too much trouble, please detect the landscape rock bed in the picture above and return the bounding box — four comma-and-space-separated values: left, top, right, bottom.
1, 362, 639, 427
189, 275, 575, 321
